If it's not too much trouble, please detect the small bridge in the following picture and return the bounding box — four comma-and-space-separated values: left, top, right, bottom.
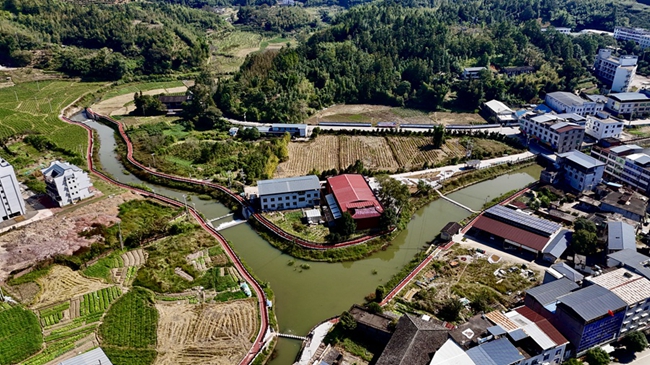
277, 333, 308, 341
434, 189, 477, 213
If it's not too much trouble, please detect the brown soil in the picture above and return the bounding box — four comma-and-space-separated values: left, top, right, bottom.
92, 86, 189, 116
33, 265, 110, 309
0, 191, 142, 282
155, 300, 259, 365
305, 104, 487, 126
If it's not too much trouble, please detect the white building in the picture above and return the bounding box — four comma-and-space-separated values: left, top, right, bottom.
0, 158, 26, 221
614, 27, 650, 49
545, 92, 604, 116
519, 113, 585, 153
594, 49, 637, 93
257, 175, 321, 211
482, 99, 516, 124
585, 111, 624, 140
606, 92, 650, 119
462, 67, 486, 79
587, 268, 650, 334
265, 124, 308, 138
41, 161, 93, 207
542, 27, 571, 34
556, 150, 605, 192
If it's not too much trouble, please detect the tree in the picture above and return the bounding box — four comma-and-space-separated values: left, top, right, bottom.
338, 212, 357, 237
133, 92, 166, 116
340, 311, 357, 331
438, 298, 463, 322
621, 331, 648, 353
367, 302, 383, 314
432, 125, 446, 149
239, 127, 261, 141
417, 180, 432, 196
375, 285, 386, 303
563, 359, 583, 365
379, 209, 399, 231
572, 229, 598, 255
376, 175, 410, 211
574, 217, 597, 232
584, 348, 609, 365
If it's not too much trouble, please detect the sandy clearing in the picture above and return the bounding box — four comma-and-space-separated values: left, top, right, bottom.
155, 300, 259, 365
92, 86, 189, 116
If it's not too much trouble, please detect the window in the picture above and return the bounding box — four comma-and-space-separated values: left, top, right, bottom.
299, 197, 305, 202
544, 354, 550, 361
271, 198, 275, 202
555, 349, 562, 355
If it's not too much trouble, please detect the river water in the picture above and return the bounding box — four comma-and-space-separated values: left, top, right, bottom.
84, 119, 542, 364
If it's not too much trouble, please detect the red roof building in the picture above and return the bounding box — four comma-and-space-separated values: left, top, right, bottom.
326, 174, 383, 230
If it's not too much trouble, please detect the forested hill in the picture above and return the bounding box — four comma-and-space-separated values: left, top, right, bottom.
213, 5, 616, 123
0, 0, 221, 79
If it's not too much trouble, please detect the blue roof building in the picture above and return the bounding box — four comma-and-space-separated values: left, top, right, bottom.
466, 338, 524, 365
607, 221, 637, 253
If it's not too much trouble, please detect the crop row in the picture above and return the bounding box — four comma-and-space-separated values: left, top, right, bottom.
22, 326, 96, 365
125, 266, 137, 281
99, 288, 158, 349
39, 302, 70, 320
80, 287, 121, 317
41, 312, 63, 327
44, 326, 96, 343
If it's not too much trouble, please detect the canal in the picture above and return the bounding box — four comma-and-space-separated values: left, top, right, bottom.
84, 118, 542, 364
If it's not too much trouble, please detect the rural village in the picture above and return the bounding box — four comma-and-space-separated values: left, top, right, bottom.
5, 1, 650, 365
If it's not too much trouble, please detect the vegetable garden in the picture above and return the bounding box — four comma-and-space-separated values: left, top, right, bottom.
0, 306, 42, 365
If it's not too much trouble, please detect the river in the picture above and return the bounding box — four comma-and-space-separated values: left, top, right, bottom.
83, 118, 542, 364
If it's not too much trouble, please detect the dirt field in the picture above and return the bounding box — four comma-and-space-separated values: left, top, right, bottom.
306, 104, 487, 126
155, 299, 259, 365
0, 191, 142, 282
275, 135, 340, 177
339, 136, 399, 171
92, 86, 188, 116
275, 135, 472, 177
33, 265, 110, 309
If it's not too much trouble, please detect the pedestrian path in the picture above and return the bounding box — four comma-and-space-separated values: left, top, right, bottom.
434, 189, 477, 213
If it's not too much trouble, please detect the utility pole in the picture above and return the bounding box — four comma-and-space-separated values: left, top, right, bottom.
13, 91, 18, 102
182, 194, 188, 218
118, 222, 124, 251
37, 80, 39, 91
151, 153, 156, 168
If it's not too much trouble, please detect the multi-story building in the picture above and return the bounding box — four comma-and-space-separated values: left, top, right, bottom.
593, 49, 637, 93
0, 158, 26, 221
545, 92, 605, 116
585, 112, 624, 140
586, 268, 650, 335
519, 114, 585, 153
606, 92, 650, 119
257, 175, 321, 211
591, 144, 644, 185
614, 27, 650, 49
41, 161, 93, 207
556, 150, 605, 193
551, 285, 627, 355
600, 190, 648, 223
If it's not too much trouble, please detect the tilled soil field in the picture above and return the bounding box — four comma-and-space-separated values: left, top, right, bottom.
155, 300, 259, 365
0, 192, 141, 282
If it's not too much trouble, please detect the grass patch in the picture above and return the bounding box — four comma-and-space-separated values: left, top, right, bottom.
7, 265, 53, 286
103, 348, 157, 365
263, 210, 332, 243
214, 290, 248, 302
323, 324, 381, 362
102, 81, 185, 100
0, 306, 43, 365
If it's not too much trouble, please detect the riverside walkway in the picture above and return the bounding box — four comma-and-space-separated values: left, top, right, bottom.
434, 189, 477, 213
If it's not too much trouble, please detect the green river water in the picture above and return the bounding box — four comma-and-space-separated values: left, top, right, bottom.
84, 119, 542, 364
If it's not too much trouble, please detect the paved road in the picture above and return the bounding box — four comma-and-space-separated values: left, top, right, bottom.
612, 346, 650, 364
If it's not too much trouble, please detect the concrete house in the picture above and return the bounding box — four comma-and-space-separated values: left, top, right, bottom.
593, 49, 637, 93
257, 175, 321, 211
0, 158, 26, 221
585, 112, 624, 140
544, 92, 604, 116
614, 27, 650, 49
41, 161, 93, 207
556, 150, 605, 193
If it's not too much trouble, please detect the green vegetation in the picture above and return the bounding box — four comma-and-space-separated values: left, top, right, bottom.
0, 81, 103, 153
237, 6, 315, 32
324, 318, 379, 362
621, 330, 649, 352
82, 251, 126, 281
585, 347, 610, 365
103, 81, 186, 100
134, 226, 228, 292
7, 265, 52, 286
1, 0, 222, 79
0, 306, 43, 365
80, 287, 122, 316
264, 210, 333, 243
100, 287, 158, 365
572, 217, 600, 255
39, 302, 70, 327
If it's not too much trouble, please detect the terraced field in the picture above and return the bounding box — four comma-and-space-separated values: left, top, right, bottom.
0, 80, 104, 151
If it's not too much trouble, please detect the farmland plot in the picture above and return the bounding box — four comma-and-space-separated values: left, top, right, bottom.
387, 137, 467, 169
34, 266, 110, 309
339, 136, 399, 171
0, 306, 43, 365
155, 300, 259, 365
274, 135, 340, 178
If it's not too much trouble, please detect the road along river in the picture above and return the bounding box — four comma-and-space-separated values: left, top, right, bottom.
82, 116, 541, 364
